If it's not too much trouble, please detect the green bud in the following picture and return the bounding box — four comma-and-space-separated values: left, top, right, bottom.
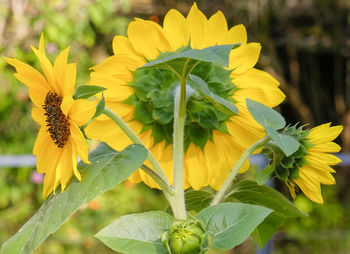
162, 219, 209, 254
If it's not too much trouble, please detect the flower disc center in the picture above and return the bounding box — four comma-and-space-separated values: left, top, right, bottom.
43, 92, 70, 148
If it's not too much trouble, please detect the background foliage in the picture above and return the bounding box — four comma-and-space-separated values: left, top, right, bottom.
1, 0, 350, 253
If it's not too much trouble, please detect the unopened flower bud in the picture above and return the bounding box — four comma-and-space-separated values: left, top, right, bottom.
162, 219, 208, 254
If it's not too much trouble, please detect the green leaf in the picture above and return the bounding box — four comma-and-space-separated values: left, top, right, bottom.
251, 212, 285, 248
246, 99, 286, 130
189, 124, 210, 151
226, 180, 305, 218
189, 74, 238, 115
73, 85, 106, 99
141, 44, 236, 77
1, 143, 148, 254
185, 189, 213, 212
93, 93, 105, 118
96, 211, 174, 254
196, 203, 272, 250
266, 127, 300, 156
256, 164, 275, 185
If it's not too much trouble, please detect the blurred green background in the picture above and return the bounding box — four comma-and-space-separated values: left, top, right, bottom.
1, 0, 350, 253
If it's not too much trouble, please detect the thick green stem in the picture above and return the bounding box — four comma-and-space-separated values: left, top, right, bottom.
210, 136, 271, 206
102, 108, 174, 196
172, 60, 189, 220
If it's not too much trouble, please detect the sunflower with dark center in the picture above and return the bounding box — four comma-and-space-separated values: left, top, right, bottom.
5, 35, 97, 198
85, 3, 285, 190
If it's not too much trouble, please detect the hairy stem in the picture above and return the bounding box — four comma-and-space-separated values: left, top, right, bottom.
102, 108, 174, 196
172, 59, 190, 220
211, 136, 271, 206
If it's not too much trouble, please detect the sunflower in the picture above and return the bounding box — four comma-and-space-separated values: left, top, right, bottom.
287, 123, 343, 203
5, 35, 97, 198
85, 3, 285, 190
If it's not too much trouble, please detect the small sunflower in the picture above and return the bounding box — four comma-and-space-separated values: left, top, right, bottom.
286, 123, 343, 203
85, 3, 285, 190
5, 35, 97, 198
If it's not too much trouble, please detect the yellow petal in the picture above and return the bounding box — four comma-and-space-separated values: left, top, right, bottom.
184, 144, 209, 190
42, 165, 56, 199
163, 9, 189, 50
38, 33, 45, 54
31, 46, 59, 94
232, 68, 280, 88
187, 3, 209, 49
205, 137, 232, 189
67, 99, 97, 126
152, 141, 174, 185
227, 116, 264, 149
233, 86, 286, 108
301, 165, 335, 185
33, 127, 50, 157
208, 11, 228, 45
89, 71, 127, 86
308, 142, 341, 153
104, 85, 134, 102
62, 63, 76, 98
287, 182, 296, 199
88, 72, 134, 102
106, 102, 136, 121
4, 57, 50, 106
53, 47, 70, 95
294, 175, 323, 203
71, 143, 81, 181
57, 141, 74, 190
70, 122, 90, 164
127, 20, 171, 60
112, 35, 141, 60
91, 54, 143, 82
229, 43, 261, 74
128, 170, 142, 183
306, 152, 341, 166
224, 24, 247, 45
304, 155, 336, 173
31, 107, 46, 126
36, 139, 61, 174
139, 159, 160, 188
308, 124, 343, 144
85, 117, 132, 151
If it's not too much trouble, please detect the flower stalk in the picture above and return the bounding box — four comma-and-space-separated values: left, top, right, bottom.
211, 136, 271, 206
102, 108, 174, 197
172, 60, 190, 220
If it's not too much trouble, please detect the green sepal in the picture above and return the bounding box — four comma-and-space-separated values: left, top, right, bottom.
152, 106, 174, 124
189, 123, 210, 151
133, 101, 154, 125
188, 100, 219, 130
92, 92, 105, 118
256, 164, 275, 185
275, 165, 289, 182
265, 127, 300, 157
73, 85, 106, 99
189, 74, 238, 115
281, 156, 294, 169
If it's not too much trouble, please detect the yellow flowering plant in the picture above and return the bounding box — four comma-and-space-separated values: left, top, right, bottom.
1, 3, 342, 254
